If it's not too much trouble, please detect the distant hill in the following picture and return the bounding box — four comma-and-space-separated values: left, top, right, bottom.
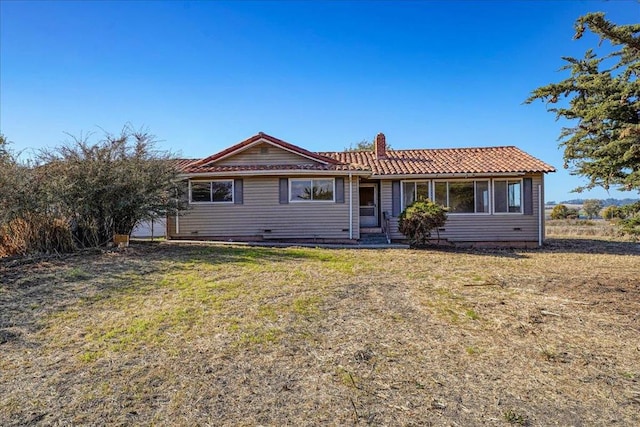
546, 198, 639, 207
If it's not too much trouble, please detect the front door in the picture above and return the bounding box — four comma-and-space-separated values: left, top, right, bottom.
359, 184, 378, 227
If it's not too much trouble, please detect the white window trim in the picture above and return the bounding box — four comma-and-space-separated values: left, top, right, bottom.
433, 179, 491, 215
188, 179, 235, 204
474, 180, 491, 215
400, 180, 431, 210
492, 178, 523, 215
289, 178, 336, 203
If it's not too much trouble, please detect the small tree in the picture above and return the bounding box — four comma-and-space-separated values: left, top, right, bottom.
550, 204, 580, 220
582, 199, 603, 219
602, 205, 625, 220
551, 204, 568, 219
344, 139, 392, 151
398, 200, 447, 248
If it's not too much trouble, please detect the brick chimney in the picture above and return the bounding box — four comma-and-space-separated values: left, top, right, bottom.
374, 132, 387, 159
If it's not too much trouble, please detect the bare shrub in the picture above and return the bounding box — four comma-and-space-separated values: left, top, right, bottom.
0, 126, 187, 257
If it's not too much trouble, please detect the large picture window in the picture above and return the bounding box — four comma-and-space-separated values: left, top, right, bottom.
401, 181, 430, 209
289, 178, 334, 202
189, 180, 233, 203
494, 179, 522, 213
434, 180, 489, 214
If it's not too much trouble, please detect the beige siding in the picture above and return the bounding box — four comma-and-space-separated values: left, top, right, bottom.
540, 174, 546, 241
351, 177, 360, 236
216, 143, 318, 166
380, 174, 545, 243
169, 176, 359, 240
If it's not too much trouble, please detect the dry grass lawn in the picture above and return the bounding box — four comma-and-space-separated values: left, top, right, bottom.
1, 238, 639, 426
546, 219, 621, 239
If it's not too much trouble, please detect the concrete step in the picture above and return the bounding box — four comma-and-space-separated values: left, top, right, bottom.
360, 227, 382, 234
359, 233, 389, 245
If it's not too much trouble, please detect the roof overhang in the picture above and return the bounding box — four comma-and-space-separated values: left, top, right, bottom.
369, 172, 531, 179
180, 169, 372, 179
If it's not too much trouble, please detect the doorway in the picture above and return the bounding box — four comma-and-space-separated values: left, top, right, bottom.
359, 184, 378, 227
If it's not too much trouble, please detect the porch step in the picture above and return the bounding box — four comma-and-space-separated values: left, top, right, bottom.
360, 227, 382, 234
359, 233, 389, 245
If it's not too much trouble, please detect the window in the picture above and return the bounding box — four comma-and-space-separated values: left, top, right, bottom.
475, 181, 489, 213
189, 180, 233, 203
289, 178, 334, 202
401, 181, 430, 209
494, 179, 522, 213
434, 180, 490, 214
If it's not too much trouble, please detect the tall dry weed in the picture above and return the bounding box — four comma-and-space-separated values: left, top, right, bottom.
0, 214, 74, 257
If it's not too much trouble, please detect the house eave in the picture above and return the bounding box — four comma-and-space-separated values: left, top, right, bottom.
179, 170, 551, 180
179, 169, 372, 179
370, 172, 532, 180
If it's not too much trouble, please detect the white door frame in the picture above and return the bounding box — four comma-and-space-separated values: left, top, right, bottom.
359, 183, 379, 227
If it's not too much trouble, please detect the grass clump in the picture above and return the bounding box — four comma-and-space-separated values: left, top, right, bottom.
237, 327, 282, 346
293, 296, 322, 317
465, 309, 479, 320
503, 409, 529, 425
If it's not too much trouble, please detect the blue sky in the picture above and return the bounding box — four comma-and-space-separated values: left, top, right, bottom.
1, 0, 639, 202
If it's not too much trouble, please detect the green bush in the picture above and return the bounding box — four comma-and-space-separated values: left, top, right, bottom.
398, 200, 447, 248
621, 201, 640, 218
601, 205, 626, 220
550, 204, 579, 220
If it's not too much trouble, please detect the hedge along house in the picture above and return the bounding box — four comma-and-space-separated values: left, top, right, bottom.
169, 132, 556, 247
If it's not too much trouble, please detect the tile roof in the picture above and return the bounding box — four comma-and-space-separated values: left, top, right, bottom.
175, 158, 198, 170
176, 133, 555, 176
180, 162, 368, 174
319, 146, 556, 175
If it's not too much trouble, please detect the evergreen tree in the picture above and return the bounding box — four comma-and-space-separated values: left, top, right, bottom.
526, 13, 640, 193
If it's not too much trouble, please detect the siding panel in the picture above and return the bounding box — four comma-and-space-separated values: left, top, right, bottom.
216, 143, 318, 166
171, 176, 359, 240
380, 174, 544, 243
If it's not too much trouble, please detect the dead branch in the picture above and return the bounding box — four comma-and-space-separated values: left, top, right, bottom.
541, 310, 562, 317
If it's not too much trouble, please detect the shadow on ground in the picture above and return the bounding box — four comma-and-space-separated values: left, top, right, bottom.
543, 237, 640, 255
